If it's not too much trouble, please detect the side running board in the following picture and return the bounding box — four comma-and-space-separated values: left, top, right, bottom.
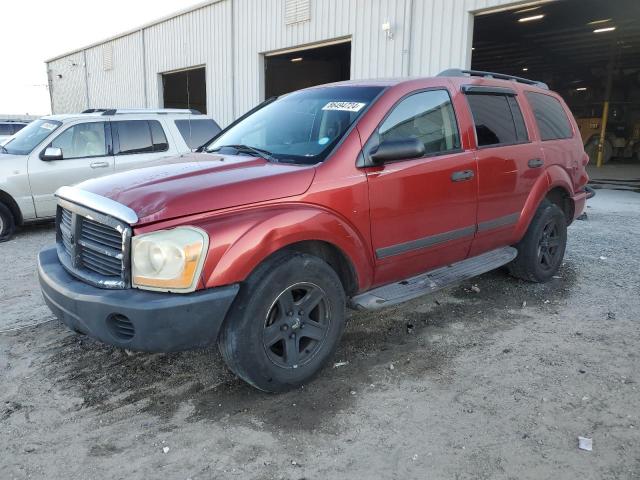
350, 247, 518, 310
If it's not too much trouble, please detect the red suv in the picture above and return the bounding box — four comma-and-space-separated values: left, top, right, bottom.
38, 70, 589, 392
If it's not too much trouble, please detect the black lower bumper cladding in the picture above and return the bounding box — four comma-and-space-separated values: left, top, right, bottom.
38, 247, 239, 352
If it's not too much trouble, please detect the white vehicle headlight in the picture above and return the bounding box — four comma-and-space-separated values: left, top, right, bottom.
131, 227, 209, 293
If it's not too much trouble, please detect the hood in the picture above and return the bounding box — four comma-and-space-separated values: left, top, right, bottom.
76, 153, 316, 224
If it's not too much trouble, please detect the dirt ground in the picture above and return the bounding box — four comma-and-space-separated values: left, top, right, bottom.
1, 189, 639, 480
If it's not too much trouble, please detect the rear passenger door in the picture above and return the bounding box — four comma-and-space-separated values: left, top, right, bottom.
464, 86, 544, 256
112, 120, 175, 172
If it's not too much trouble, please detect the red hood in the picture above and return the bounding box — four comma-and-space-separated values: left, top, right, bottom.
76, 153, 316, 224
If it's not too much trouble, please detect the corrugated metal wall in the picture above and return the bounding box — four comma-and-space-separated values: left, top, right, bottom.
46, 0, 523, 124
84, 33, 146, 109
48, 52, 87, 114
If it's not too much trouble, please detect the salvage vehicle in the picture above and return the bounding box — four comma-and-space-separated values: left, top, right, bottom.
38, 70, 589, 392
0, 109, 220, 241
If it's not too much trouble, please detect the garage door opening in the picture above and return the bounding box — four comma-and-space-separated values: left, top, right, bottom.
162, 67, 207, 114
472, 0, 640, 188
264, 41, 351, 98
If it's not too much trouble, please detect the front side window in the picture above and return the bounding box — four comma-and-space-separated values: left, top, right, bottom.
206, 86, 384, 164
466, 93, 529, 147
378, 89, 460, 155
50, 122, 107, 159
525, 92, 573, 141
0, 124, 13, 135
1, 119, 61, 155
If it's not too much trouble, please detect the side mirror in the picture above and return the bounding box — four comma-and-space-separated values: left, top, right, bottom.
369, 138, 425, 164
41, 147, 63, 161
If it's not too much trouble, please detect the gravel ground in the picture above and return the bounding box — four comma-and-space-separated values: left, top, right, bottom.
1, 189, 639, 479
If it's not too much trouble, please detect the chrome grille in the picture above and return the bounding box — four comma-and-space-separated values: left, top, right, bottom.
56, 204, 131, 289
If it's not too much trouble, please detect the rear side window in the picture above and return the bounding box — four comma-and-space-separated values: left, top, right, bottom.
378, 89, 461, 155
175, 119, 221, 149
466, 93, 529, 147
114, 120, 168, 155
525, 92, 573, 140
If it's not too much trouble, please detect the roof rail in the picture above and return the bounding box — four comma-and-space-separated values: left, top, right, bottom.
438, 69, 549, 90
82, 108, 202, 115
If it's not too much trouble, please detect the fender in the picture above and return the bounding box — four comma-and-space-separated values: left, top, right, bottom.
513, 165, 574, 240
545, 164, 575, 194
194, 204, 374, 291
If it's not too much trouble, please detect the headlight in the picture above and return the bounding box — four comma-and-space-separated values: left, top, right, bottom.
131, 227, 209, 293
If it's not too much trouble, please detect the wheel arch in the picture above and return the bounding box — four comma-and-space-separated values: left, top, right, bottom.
515, 166, 576, 239
200, 205, 374, 293
0, 189, 23, 226
278, 240, 358, 296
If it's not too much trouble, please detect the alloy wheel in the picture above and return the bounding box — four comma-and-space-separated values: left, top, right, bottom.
263, 282, 331, 369
537, 219, 561, 271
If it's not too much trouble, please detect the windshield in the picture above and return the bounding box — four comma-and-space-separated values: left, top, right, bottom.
206, 86, 384, 164
1, 119, 62, 155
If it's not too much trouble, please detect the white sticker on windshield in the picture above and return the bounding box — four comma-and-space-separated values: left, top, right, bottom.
41, 122, 57, 131
322, 102, 366, 112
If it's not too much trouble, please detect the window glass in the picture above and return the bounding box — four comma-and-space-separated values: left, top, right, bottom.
12, 124, 27, 135
508, 97, 529, 142
149, 120, 169, 152
525, 92, 573, 140
378, 90, 460, 154
2, 119, 61, 155
51, 122, 107, 159
175, 119, 221, 149
467, 94, 527, 147
206, 86, 384, 164
115, 121, 153, 155
0, 124, 12, 135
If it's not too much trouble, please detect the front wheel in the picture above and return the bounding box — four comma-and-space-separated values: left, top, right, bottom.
218, 252, 346, 392
0, 203, 16, 242
508, 200, 567, 283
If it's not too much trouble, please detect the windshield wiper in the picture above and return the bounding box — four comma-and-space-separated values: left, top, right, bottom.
0, 145, 8, 154
210, 144, 280, 163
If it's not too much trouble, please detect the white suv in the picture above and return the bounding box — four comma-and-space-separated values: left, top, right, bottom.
0, 109, 220, 241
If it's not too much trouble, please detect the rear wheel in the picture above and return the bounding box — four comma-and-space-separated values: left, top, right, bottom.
508, 200, 567, 283
0, 203, 16, 242
218, 252, 346, 392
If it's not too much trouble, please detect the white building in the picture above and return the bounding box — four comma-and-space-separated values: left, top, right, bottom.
45, 0, 532, 125
45, 0, 640, 135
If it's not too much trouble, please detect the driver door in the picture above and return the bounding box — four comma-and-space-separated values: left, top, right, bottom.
28, 120, 114, 217
363, 88, 478, 286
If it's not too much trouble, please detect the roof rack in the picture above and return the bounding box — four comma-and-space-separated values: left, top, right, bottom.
438, 69, 549, 90
81, 108, 202, 115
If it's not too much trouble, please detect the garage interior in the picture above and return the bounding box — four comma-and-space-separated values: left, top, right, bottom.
264, 41, 351, 98
162, 67, 207, 114
472, 0, 640, 191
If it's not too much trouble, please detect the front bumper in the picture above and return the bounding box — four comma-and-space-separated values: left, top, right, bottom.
38, 247, 239, 352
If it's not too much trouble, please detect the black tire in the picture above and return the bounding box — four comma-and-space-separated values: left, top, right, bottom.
0, 203, 16, 242
508, 200, 567, 283
218, 252, 346, 392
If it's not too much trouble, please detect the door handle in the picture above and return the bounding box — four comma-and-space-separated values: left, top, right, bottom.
90, 161, 110, 169
451, 170, 475, 182
528, 158, 544, 168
